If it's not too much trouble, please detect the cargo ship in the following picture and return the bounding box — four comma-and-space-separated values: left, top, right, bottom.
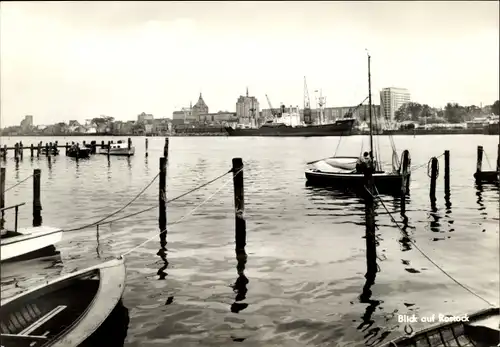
225, 85, 356, 137
225, 117, 355, 136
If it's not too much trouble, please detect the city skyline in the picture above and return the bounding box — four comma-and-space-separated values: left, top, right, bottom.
1, 1, 498, 127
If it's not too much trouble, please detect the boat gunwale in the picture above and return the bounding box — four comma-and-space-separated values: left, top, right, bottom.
0, 257, 124, 307
380, 307, 499, 346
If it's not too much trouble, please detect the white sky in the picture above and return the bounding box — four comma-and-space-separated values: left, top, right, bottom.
1, 1, 498, 126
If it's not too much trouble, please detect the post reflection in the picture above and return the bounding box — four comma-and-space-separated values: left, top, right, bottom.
157, 232, 168, 280
357, 185, 381, 343
428, 201, 441, 234
96, 226, 101, 259
126, 156, 132, 170
230, 250, 249, 314
475, 183, 487, 220
14, 159, 20, 180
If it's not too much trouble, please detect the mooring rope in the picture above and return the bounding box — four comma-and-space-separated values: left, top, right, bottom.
120, 167, 242, 257
408, 152, 444, 174
63, 166, 164, 232
367, 184, 496, 307
4, 173, 35, 193
64, 168, 233, 232
96, 169, 233, 227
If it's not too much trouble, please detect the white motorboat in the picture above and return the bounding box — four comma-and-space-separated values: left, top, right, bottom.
97, 140, 135, 156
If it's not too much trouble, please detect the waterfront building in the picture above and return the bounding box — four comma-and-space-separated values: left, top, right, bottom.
137, 112, 154, 123
380, 87, 411, 123
235, 88, 260, 127
192, 93, 209, 121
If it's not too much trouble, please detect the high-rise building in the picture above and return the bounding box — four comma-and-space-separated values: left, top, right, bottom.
236, 88, 260, 127
380, 87, 411, 123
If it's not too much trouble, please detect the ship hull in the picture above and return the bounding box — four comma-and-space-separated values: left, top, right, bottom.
225, 119, 355, 137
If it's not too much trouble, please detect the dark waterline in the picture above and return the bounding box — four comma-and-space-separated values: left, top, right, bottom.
1, 135, 498, 346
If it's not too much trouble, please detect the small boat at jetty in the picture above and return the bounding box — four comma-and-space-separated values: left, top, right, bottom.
67, 144, 91, 159
0, 257, 126, 346
40, 148, 59, 156
380, 307, 499, 347
305, 53, 410, 196
97, 140, 135, 156
1, 226, 63, 262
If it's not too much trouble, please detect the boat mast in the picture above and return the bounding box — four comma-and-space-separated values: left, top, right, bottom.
368, 52, 373, 163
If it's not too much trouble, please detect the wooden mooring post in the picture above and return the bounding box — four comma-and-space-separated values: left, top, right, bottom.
476, 145, 483, 175
362, 159, 377, 277
1, 167, 5, 230
33, 169, 42, 227
14, 143, 19, 161
232, 158, 246, 256
145, 138, 149, 157
45, 143, 49, 157
107, 141, 111, 156
400, 150, 410, 215
2, 145, 6, 160
30, 144, 34, 158
19, 142, 23, 160
159, 157, 167, 245
164, 138, 169, 158
429, 157, 438, 205
444, 150, 450, 198
37, 142, 41, 158
497, 143, 500, 173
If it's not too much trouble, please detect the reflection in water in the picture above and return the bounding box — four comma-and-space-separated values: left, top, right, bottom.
14, 159, 20, 180
127, 156, 132, 170
47, 156, 53, 178
157, 231, 168, 280
230, 250, 249, 314
358, 188, 385, 346
80, 299, 130, 347
428, 201, 441, 234
107, 157, 111, 181
144, 156, 149, 176
475, 184, 487, 221
96, 225, 102, 259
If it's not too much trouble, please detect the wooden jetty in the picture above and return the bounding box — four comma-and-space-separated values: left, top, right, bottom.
0, 167, 63, 262
473, 144, 499, 184
0, 138, 136, 159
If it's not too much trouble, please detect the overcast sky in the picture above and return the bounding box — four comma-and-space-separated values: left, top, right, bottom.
1, 1, 498, 126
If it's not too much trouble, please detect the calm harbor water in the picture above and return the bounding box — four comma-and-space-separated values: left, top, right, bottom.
1, 135, 498, 347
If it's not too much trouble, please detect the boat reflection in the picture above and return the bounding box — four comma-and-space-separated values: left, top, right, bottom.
79, 299, 130, 347
230, 249, 249, 314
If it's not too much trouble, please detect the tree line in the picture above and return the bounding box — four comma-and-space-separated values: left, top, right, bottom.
394, 100, 499, 124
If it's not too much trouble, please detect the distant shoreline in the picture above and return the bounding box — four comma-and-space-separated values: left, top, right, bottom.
1, 127, 498, 137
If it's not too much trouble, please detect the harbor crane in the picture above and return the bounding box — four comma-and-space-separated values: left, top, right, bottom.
265, 94, 282, 119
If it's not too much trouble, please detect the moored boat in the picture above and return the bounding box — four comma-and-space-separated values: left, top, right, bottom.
97, 140, 135, 156
1, 226, 63, 262
305, 53, 410, 196
0, 257, 126, 346
67, 144, 91, 159
380, 307, 499, 347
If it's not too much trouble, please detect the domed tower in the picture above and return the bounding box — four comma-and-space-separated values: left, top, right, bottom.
192, 93, 209, 122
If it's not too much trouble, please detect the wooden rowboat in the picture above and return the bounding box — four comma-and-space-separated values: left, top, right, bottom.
380, 307, 499, 347
0, 257, 126, 346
